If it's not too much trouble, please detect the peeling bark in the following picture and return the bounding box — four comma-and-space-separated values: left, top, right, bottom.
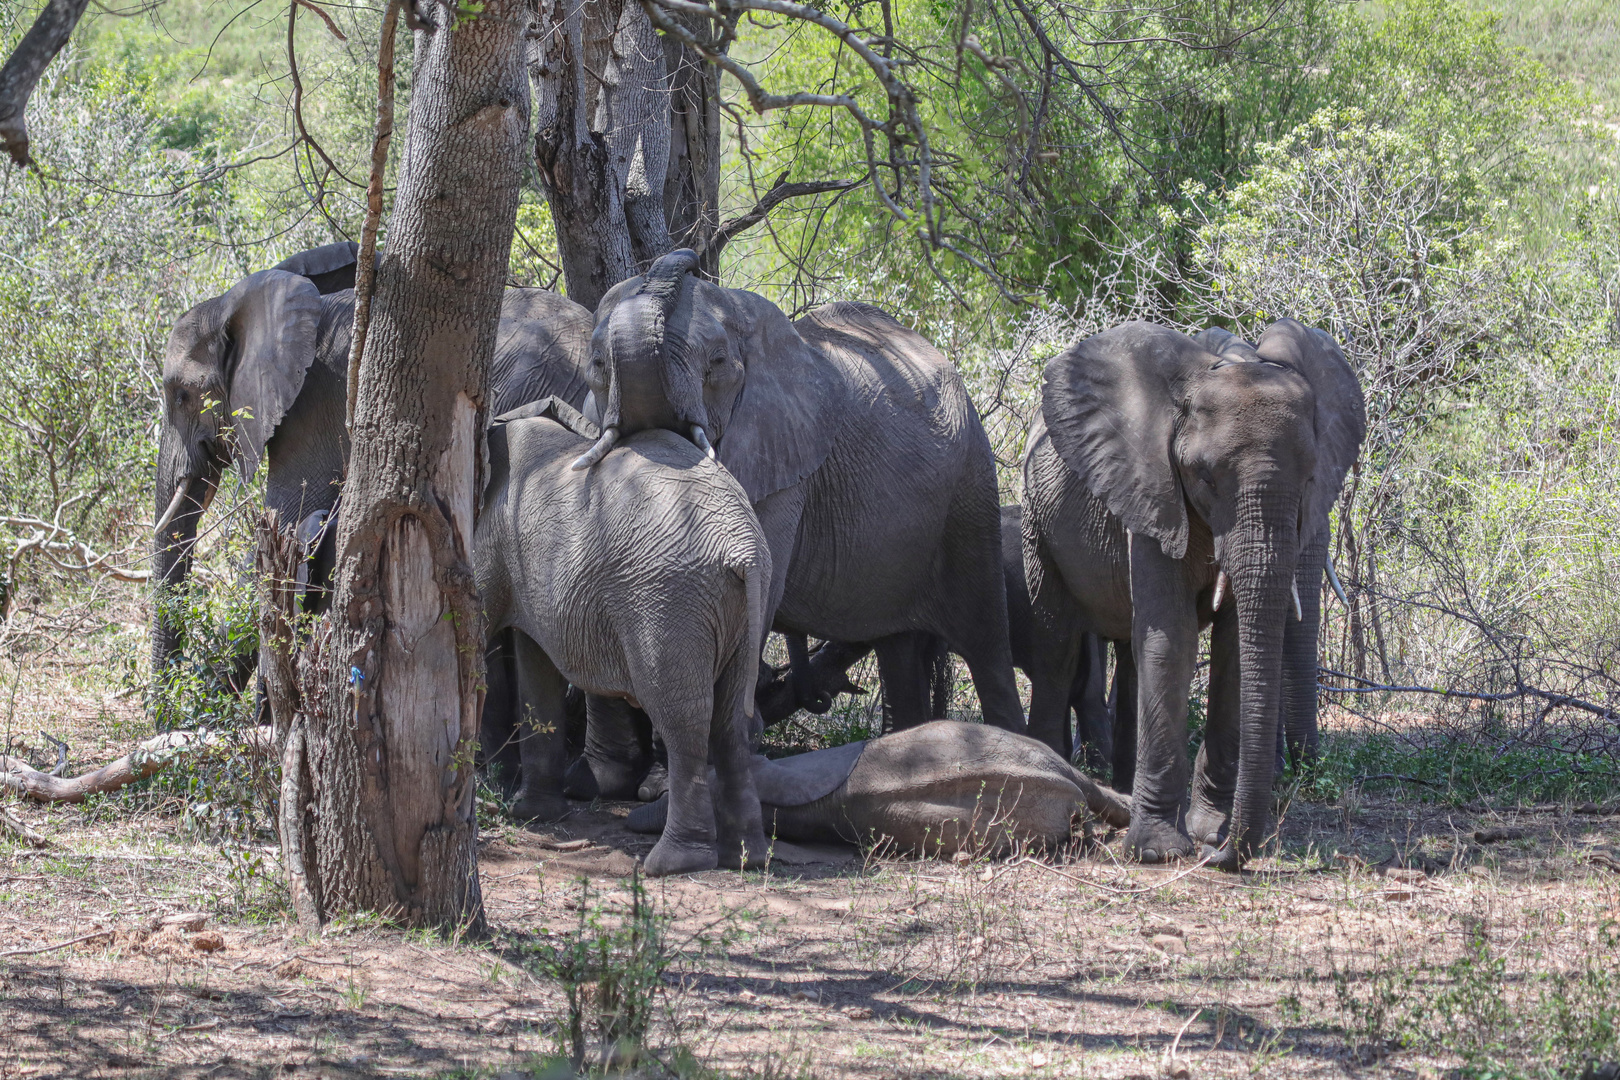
266, 0, 531, 932
528, 0, 720, 307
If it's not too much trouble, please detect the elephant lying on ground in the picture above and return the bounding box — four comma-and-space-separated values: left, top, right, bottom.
476, 399, 772, 876
1024, 319, 1365, 869
629, 721, 1131, 858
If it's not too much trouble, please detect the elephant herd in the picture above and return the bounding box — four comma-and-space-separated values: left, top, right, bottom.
153, 244, 1365, 875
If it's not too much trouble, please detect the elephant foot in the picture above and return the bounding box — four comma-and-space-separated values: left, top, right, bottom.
511, 791, 570, 823
1185, 804, 1230, 848
1125, 817, 1194, 864
644, 836, 718, 877
563, 755, 600, 800
626, 794, 669, 835
1200, 841, 1245, 873
587, 755, 650, 800
638, 761, 669, 802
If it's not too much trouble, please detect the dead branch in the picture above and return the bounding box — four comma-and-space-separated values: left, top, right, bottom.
2, 514, 149, 584
0, 929, 114, 959
0, 807, 49, 848
0, 727, 272, 803
704, 173, 859, 264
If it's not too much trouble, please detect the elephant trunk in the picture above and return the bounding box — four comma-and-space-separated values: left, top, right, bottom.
149, 437, 219, 681
595, 249, 708, 453
1280, 529, 1327, 766
1224, 492, 1300, 866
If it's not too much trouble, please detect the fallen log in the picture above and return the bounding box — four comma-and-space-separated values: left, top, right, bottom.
0, 727, 272, 803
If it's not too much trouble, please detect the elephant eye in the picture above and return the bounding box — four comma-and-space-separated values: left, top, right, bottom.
1196, 466, 1215, 489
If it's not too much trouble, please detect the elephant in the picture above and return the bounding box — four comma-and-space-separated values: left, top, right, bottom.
572, 248, 1024, 773
475, 398, 772, 876
151, 246, 593, 679
1022, 319, 1364, 869
1001, 503, 1118, 773
627, 720, 1131, 857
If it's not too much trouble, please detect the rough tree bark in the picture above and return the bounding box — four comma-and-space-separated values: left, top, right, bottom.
265, 0, 532, 932
528, 0, 719, 308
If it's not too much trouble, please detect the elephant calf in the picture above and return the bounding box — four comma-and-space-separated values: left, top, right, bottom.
475, 399, 772, 876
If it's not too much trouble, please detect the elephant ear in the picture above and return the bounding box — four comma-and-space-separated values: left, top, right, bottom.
713, 291, 851, 505
272, 242, 367, 295
1041, 321, 1211, 560
1254, 318, 1367, 533
220, 269, 323, 477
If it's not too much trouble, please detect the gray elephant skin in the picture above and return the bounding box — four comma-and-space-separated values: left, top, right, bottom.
151, 244, 593, 678
476, 400, 771, 876
629, 721, 1131, 858
1023, 319, 1364, 869
573, 249, 1024, 763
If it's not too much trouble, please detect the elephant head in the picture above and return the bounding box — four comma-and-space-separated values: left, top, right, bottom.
575, 248, 847, 503
151, 265, 333, 674
1042, 318, 1363, 862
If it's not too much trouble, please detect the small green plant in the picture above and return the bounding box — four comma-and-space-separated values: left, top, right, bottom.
516, 871, 670, 1073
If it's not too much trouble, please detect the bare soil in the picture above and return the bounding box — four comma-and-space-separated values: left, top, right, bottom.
2, 765, 1618, 1079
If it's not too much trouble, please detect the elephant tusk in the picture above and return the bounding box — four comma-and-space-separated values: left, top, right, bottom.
1325, 551, 1350, 607
1291, 577, 1303, 621
569, 427, 619, 471
690, 424, 716, 459
1211, 570, 1229, 613
153, 485, 191, 536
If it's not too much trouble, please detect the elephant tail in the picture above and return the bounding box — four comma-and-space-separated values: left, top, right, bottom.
739, 553, 767, 719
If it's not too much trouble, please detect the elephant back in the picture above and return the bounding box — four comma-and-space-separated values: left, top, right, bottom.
490, 289, 594, 414
796, 302, 958, 423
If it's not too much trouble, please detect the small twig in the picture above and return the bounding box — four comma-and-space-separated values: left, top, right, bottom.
293, 0, 346, 40
0, 928, 113, 958
38, 730, 67, 777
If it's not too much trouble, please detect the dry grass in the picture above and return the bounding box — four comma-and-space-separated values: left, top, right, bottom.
1, 773, 1617, 1078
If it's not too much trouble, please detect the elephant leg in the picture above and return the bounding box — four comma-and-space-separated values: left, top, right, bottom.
1281, 530, 1327, 767
1123, 532, 1199, 863
1109, 641, 1138, 793
874, 632, 936, 732
480, 632, 523, 794
511, 630, 569, 823
1024, 537, 1084, 755
642, 691, 720, 878
1188, 601, 1240, 847
936, 493, 1026, 734
928, 636, 954, 720
1071, 634, 1113, 771
1027, 631, 1081, 759
708, 651, 769, 871
571, 695, 653, 800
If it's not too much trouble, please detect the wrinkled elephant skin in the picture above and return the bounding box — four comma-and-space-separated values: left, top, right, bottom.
476, 400, 772, 877
1024, 320, 1365, 869
629, 721, 1131, 859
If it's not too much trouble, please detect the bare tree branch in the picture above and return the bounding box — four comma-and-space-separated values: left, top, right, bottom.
703, 171, 858, 264
0, 0, 92, 166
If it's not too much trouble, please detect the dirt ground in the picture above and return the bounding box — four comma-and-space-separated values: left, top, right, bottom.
3, 758, 1619, 1080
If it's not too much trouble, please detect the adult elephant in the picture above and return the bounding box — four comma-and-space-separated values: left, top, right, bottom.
1023, 320, 1364, 869
573, 248, 1024, 767
151, 247, 593, 676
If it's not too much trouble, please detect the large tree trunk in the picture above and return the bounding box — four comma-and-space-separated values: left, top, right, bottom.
528, 0, 719, 309
268, 0, 531, 932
